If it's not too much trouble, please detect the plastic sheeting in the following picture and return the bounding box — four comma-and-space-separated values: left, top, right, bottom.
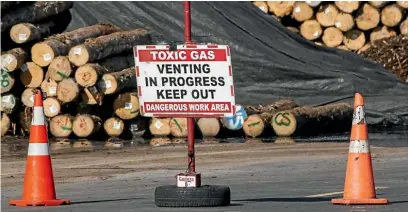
67, 1, 408, 126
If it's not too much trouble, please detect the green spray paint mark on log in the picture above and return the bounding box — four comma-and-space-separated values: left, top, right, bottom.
130, 109, 139, 114
248, 121, 260, 127
61, 126, 72, 131
274, 112, 291, 126
0, 68, 10, 88
56, 71, 69, 79
173, 118, 183, 133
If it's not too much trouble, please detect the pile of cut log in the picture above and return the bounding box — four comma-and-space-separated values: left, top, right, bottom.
252, 1, 408, 82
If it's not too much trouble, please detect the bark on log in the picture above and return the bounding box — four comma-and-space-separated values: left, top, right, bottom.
292, 2, 314, 22
271, 103, 353, 137
1, 93, 17, 114
370, 26, 397, 43
72, 114, 102, 138
334, 12, 355, 32
43, 97, 61, 118
1, 48, 27, 72
21, 87, 36, 107
19, 107, 32, 133
300, 20, 323, 40
397, 1, 408, 8
334, 1, 360, 13
1, 113, 11, 137
1, 1, 73, 32
287, 26, 300, 34
0, 68, 15, 93
113, 92, 140, 120
40, 77, 58, 97
80, 86, 104, 105
149, 118, 171, 137
20, 62, 44, 88
267, 2, 295, 17
253, 1, 269, 13
49, 114, 74, 138
343, 29, 366, 50
322, 27, 344, 47
47, 56, 73, 82
401, 18, 408, 35
356, 3, 380, 31
97, 67, 136, 94
57, 77, 79, 104
127, 116, 149, 138
169, 118, 188, 138
197, 118, 221, 137
103, 117, 124, 137
369, 1, 389, 9
243, 114, 265, 138
75, 54, 134, 87
316, 4, 339, 27
31, 24, 122, 67
381, 4, 406, 27
68, 29, 151, 66
357, 43, 371, 54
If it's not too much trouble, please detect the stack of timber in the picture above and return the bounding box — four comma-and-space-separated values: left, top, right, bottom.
252, 1, 408, 81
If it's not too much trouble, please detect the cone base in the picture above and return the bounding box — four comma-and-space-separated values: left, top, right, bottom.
332, 198, 388, 205
9, 199, 70, 207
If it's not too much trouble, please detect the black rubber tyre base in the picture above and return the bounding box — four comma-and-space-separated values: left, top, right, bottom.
154, 185, 231, 207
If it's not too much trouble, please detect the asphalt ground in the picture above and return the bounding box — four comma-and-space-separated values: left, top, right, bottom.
1, 141, 408, 212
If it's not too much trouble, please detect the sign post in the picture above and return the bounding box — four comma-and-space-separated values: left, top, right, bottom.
135, 1, 234, 207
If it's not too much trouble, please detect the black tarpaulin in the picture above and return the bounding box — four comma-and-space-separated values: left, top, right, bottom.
66, 1, 408, 126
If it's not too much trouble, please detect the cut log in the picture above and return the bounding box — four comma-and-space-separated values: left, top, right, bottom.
287, 26, 300, 34
401, 18, 408, 35
127, 116, 149, 138
1, 93, 17, 114
1, 1, 73, 32
381, 4, 406, 27
248, 99, 298, 122
271, 103, 353, 137
19, 107, 33, 133
20, 62, 44, 88
343, 29, 366, 50
57, 78, 79, 104
169, 118, 188, 137
300, 20, 323, 40
316, 4, 339, 27
31, 24, 122, 67
9, 10, 72, 44
49, 114, 74, 138
334, 12, 355, 32
21, 87, 36, 107
252, 1, 269, 13
40, 77, 58, 97
370, 26, 397, 43
47, 56, 73, 82
357, 43, 371, 54
113, 92, 139, 120
0, 68, 15, 94
1, 113, 11, 137
1, 48, 27, 72
149, 118, 171, 137
75, 54, 135, 87
337, 45, 351, 51
98, 67, 136, 94
322, 27, 344, 47
397, 1, 408, 8
292, 2, 314, 22
72, 114, 102, 138
103, 117, 124, 137
68, 29, 151, 66
43, 97, 61, 118
197, 118, 221, 137
334, 1, 360, 13
305, 1, 321, 8
356, 3, 380, 31
243, 114, 265, 138
80, 86, 104, 105
369, 1, 389, 8
267, 1, 295, 17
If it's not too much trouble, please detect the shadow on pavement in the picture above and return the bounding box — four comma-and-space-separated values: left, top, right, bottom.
71, 198, 143, 205
235, 197, 339, 203
390, 200, 408, 204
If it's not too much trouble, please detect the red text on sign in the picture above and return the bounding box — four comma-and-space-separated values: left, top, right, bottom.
144, 102, 232, 113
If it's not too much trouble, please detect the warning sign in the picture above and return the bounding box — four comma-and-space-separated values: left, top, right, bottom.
134, 44, 235, 117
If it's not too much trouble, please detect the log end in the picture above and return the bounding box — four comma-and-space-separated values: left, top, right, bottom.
21, 88, 36, 107
75, 64, 99, 87
68, 45, 89, 67
81, 86, 104, 105
50, 114, 73, 138
1, 113, 11, 137
322, 27, 344, 48
0, 68, 15, 94
73, 114, 95, 138
149, 118, 171, 136
43, 97, 61, 118
197, 118, 221, 137
40, 78, 58, 97
98, 74, 117, 94
20, 62, 44, 88
57, 77, 79, 104
9, 23, 32, 44
169, 118, 188, 137
0, 93, 16, 114
48, 56, 72, 82
31, 42, 55, 67
271, 111, 297, 136
104, 117, 124, 137
243, 114, 265, 138
1, 53, 18, 72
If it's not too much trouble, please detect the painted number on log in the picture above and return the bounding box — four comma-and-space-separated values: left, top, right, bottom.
274, 112, 291, 126
222, 105, 247, 130
0, 69, 10, 88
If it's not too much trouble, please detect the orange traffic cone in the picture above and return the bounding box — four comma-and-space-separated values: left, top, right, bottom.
332, 93, 388, 205
9, 91, 70, 207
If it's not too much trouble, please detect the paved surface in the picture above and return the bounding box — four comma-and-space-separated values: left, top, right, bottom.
1, 142, 408, 212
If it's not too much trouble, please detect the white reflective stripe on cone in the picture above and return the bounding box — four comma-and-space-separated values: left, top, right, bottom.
349, 140, 370, 153
32, 106, 45, 125
28, 143, 50, 156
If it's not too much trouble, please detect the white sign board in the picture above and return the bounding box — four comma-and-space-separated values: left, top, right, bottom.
134, 44, 236, 117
